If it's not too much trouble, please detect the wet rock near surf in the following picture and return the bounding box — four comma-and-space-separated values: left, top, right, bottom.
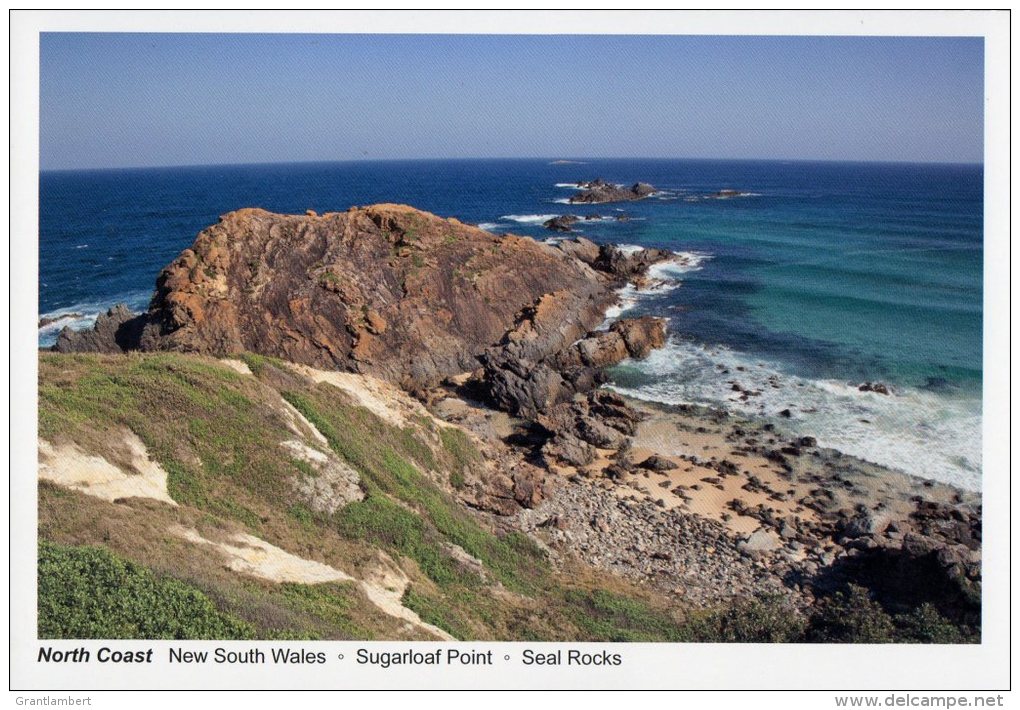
53, 304, 147, 354
593, 244, 674, 279
543, 215, 580, 232
568, 178, 657, 204
481, 312, 666, 426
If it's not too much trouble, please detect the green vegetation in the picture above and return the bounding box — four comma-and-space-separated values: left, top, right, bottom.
682, 595, 806, 643
38, 541, 254, 639
336, 497, 478, 587
277, 582, 371, 639
806, 584, 896, 643
804, 585, 975, 644
282, 388, 548, 596
39, 353, 305, 530
560, 588, 686, 642
439, 426, 481, 470
38, 352, 973, 644
438, 426, 480, 488
402, 587, 480, 641
237, 351, 287, 376
894, 604, 967, 644
674, 587, 974, 644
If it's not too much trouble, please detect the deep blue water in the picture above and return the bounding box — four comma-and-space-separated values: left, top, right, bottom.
39, 159, 983, 488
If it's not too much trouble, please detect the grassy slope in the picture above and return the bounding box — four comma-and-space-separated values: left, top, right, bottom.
37, 351, 687, 641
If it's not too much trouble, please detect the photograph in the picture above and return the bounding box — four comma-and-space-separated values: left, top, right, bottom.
10, 9, 1010, 697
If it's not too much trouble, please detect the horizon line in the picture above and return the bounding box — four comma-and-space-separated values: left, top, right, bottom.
40, 155, 985, 173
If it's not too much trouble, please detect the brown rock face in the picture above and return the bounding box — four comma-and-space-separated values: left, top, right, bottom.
555, 316, 667, 370
610, 316, 668, 358
130, 204, 618, 389
54, 204, 677, 440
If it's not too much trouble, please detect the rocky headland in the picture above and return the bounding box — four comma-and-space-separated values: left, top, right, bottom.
56, 205, 667, 396
47, 203, 981, 641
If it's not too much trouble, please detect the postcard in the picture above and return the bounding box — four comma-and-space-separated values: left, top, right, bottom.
9, 9, 1011, 703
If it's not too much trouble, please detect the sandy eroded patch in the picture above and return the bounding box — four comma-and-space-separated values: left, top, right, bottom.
291, 365, 429, 428
174, 527, 353, 584
38, 432, 177, 506
281, 439, 364, 513
279, 397, 330, 447
220, 358, 254, 375
174, 526, 454, 640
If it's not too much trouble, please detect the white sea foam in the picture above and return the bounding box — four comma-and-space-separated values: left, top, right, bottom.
476, 222, 503, 232
710, 191, 762, 199
608, 339, 982, 491
647, 251, 712, 278
615, 244, 644, 256
601, 284, 641, 323
552, 198, 572, 205
598, 250, 709, 329
499, 214, 559, 224
554, 183, 584, 189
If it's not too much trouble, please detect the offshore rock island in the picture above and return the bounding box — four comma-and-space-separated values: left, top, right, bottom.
42, 203, 980, 643
567, 178, 657, 204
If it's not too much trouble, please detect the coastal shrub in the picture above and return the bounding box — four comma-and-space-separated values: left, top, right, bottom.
893, 603, 966, 644
238, 351, 286, 376
681, 595, 807, 643
287, 503, 316, 528
561, 588, 685, 642
402, 587, 479, 640
449, 469, 466, 489
806, 585, 896, 643
439, 426, 481, 473
38, 353, 302, 529
335, 497, 476, 587
277, 582, 372, 640
38, 541, 254, 639
397, 426, 438, 471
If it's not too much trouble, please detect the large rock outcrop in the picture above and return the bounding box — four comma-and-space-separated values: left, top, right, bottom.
56, 205, 624, 389
54, 207, 676, 410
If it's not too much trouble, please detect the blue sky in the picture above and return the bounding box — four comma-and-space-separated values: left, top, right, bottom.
40, 33, 984, 169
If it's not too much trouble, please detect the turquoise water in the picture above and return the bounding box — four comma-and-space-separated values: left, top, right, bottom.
39, 159, 983, 488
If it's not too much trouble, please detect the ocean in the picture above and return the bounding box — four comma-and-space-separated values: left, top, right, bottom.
38, 159, 983, 490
